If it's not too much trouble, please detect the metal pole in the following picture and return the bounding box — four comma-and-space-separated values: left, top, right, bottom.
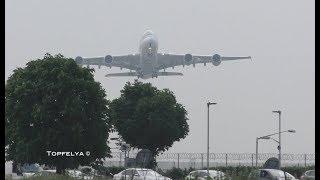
279, 111, 281, 169
225, 154, 228, 167
256, 138, 258, 167
124, 151, 127, 180
124, 150, 127, 168
252, 153, 254, 167
177, 153, 180, 169
207, 103, 210, 174
201, 153, 204, 169
206, 102, 216, 173
304, 154, 307, 167
273, 110, 282, 169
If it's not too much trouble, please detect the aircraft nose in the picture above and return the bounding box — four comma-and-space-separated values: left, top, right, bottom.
144, 38, 153, 47
146, 36, 154, 42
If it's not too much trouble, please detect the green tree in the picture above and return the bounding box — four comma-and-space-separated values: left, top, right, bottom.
5, 53, 111, 174
110, 81, 189, 167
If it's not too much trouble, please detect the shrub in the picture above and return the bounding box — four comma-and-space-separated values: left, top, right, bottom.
164, 167, 188, 180
91, 165, 125, 176
281, 166, 314, 178
161, 165, 315, 179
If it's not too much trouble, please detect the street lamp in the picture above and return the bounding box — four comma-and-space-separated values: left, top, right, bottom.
259, 130, 296, 138
207, 101, 217, 175
110, 137, 131, 168
272, 110, 281, 168
256, 136, 270, 167
269, 137, 279, 144
255, 129, 295, 167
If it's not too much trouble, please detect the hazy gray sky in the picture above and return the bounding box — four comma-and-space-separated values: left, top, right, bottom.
5, 0, 314, 154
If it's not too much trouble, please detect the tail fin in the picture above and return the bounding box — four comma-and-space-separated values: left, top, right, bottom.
105, 72, 138, 77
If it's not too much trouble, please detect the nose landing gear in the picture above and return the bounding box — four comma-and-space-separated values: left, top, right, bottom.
151, 72, 158, 78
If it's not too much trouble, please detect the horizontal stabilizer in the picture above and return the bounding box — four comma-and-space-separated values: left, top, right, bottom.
157, 72, 183, 76
105, 72, 138, 77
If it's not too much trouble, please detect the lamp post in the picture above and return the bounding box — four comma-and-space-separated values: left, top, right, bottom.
256, 129, 295, 168
256, 136, 270, 167
110, 137, 130, 168
272, 110, 281, 168
207, 101, 216, 175
268, 137, 279, 144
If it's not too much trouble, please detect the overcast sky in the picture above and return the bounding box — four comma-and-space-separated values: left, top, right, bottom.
5, 0, 314, 154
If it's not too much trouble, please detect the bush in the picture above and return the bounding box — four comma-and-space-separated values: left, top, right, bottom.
281, 166, 314, 178
217, 166, 256, 178
161, 165, 315, 179
164, 167, 188, 180
25, 174, 75, 180
91, 165, 125, 176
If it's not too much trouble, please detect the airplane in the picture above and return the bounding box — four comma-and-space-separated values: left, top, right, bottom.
75, 30, 251, 79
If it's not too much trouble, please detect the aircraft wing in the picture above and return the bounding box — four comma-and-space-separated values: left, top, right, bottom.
156, 53, 251, 70
75, 54, 140, 71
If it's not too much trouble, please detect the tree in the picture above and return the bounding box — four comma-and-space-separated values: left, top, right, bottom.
5, 53, 111, 174
110, 80, 189, 167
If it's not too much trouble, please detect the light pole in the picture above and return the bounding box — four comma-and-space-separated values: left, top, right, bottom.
256, 129, 295, 168
207, 101, 216, 174
256, 136, 270, 167
111, 137, 130, 180
272, 110, 281, 168
268, 137, 279, 144
110, 137, 130, 168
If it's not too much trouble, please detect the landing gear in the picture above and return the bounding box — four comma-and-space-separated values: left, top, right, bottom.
136, 68, 143, 79
152, 72, 158, 78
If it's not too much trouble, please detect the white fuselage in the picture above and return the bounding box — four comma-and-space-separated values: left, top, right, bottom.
138, 30, 159, 79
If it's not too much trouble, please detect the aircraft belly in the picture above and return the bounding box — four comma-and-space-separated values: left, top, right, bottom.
141, 56, 156, 75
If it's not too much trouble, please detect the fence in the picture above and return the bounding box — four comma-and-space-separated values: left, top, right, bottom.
103, 152, 315, 170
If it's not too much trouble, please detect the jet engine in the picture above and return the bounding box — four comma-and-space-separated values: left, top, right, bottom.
212, 54, 221, 66
75, 56, 83, 65
184, 54, 193, 66
104, 55, 113, 64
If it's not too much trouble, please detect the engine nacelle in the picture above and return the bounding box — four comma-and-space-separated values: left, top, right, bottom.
212, 54, 221, 66
75, 56, 83, 65
184, 54, 193, 66
104, 55, 113, 64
